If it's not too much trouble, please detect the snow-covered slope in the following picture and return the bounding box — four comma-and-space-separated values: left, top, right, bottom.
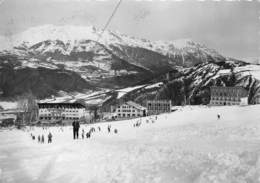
0, 105, 260, 183
117, 60, 260, 106
155, 60, 260, 105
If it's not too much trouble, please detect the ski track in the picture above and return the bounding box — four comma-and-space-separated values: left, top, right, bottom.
0, 105, 260, 183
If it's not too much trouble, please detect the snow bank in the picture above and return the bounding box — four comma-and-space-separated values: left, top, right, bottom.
0, 102, 17, 110
117, 85, 145, 99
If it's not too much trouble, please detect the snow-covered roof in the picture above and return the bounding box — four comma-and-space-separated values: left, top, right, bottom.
126, 101, 146, 110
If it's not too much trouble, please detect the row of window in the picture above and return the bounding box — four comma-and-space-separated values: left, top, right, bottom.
117, 113, 141, 117
117, 110, 136, 112
147, 107, 170, 110
211, 101, 239, 105
39, 113, 80, 117
148, 104, 170, 107
40, 109, 81, 113
39, 117, 79, 120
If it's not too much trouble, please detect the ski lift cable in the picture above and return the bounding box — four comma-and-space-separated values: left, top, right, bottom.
96, 0, 123, 42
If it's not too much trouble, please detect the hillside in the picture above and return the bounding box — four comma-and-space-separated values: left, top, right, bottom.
0, 58, 94, 99
114, 60, 260, 106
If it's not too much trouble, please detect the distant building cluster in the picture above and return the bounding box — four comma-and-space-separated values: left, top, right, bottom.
209, 86, 248, 106
3, 84, 260, 127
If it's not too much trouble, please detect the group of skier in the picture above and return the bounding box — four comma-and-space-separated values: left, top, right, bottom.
72, 120, 118, 140
30, 132, 53, 144
133, 116, 158, 127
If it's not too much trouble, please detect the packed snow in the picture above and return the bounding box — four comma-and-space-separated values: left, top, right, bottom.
39, 90, 111, 105
0, 105, 260, 183
117, 85, 145, 99
0, 102, 17, 110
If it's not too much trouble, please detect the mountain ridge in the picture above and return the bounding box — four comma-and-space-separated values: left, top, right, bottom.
0, 24, 253, 101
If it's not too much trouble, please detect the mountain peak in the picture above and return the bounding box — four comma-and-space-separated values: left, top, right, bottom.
171, 38, 194, 49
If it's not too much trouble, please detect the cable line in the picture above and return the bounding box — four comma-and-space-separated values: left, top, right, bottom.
97, 0, 123, 42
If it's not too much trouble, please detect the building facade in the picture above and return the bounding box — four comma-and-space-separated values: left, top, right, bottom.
146, 100, 172, 115
38, 103, 86, 121
114, 101, 147, 118
252, 93, 260, 104
209, 86, 248, 106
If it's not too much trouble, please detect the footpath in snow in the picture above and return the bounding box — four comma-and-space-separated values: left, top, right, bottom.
0, 105, 260, 183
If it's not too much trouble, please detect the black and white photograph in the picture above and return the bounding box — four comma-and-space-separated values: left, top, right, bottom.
0, 0, 259, 182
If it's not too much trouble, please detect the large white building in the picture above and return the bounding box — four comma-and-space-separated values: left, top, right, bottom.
114, 101, 147, 118
146, 100, 172, 115
38, 103, 86, 122
209, 86, 248, 106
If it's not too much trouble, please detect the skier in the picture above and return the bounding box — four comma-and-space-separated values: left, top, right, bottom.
108, 125, 111, 133
38, 135, 41, 143
217, 114, 220, 120
48, 132, 52, 143
41, 135, 45, 143
114, 129, 118, 134
72, 121, 80, 139
82, 129, 85, 139
86, 131, 91, 138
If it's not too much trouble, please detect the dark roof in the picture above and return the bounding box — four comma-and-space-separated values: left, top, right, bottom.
38, 103, 85, 108
210, 86, 248, 92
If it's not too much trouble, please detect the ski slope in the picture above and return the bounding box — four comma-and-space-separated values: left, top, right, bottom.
0, 105, 260, 183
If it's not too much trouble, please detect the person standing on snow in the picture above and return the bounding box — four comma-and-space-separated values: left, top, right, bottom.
82, 129, 85, 139
48, 132, 52, 143
107, 125, 111, 133
217, 114, 220, 120
38, 135, 41, 143
41, 135, 44, 143
72, 121, 80, 139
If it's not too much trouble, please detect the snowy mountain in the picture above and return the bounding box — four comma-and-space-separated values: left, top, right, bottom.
2, 25, 225, 62
1, 25, 226, 71
0, 25, 250, 100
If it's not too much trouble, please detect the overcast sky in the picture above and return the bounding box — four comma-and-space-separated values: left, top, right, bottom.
0, 0, 259, 60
